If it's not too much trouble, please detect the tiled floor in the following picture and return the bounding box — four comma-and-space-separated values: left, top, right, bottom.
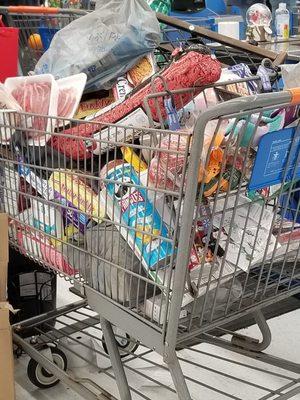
15, 277, 300, 400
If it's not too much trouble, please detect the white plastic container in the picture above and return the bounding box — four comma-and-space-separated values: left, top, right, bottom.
0, 83, 23, 144
4, 74, 59, 146
275, 3, 290, 39
56, 73, 87, 121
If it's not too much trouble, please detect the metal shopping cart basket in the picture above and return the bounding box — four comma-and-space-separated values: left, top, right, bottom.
0, 5, 291, 78
1, 63, 300, 399
0, 6, 88, 75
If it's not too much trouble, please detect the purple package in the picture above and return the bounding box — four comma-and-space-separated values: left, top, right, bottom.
54, 192, 89, 233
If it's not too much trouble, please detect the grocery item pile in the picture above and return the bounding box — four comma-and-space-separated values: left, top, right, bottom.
0, 0, 300, 325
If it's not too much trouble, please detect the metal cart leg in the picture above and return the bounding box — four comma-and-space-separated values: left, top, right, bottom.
100, 317, 132, 400
165, 351, 192, 400
231, 310, 272, 352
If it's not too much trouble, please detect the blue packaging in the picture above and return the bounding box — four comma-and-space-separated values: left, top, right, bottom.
104, 163, 174, 270
249, 127, 300, 191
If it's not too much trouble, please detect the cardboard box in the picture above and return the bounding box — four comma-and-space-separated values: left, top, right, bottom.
0, 213, 15, 400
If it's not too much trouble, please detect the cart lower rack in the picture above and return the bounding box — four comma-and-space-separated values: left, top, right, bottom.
13, 300, 300, 400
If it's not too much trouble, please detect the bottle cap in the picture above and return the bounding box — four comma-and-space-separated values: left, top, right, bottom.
279, 3, 287, 9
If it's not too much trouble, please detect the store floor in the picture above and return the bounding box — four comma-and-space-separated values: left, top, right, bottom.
14, 277, 300, 400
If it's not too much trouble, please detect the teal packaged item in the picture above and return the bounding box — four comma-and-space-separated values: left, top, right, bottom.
102, 163, 174, 271
147, 0, 171, 14
226, 109, 285, 148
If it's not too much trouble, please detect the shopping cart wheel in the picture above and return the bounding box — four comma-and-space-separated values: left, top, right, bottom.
27, 347, 67, 389
102, 327, 139, 358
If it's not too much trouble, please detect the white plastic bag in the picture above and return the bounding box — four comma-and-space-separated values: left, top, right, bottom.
35, 0, 161, 91
281, 63, 300, 89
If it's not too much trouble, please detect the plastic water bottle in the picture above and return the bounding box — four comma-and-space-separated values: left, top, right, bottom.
292, 0, 300, 36
275, 3, 290, 39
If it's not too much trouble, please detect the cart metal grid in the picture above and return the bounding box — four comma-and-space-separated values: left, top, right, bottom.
0, 6, 288, 77
0, 6, 88, 75
13, 300, 300, 400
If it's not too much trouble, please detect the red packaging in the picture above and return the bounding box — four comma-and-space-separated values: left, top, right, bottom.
0, 17, 19, 83
51, 50, 221, 160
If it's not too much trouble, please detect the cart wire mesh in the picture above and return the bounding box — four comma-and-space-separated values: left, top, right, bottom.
13, 301, 300, 400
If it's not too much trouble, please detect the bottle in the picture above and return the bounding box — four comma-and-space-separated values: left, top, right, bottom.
292, 0, 300, 36
275, 3, 290, 39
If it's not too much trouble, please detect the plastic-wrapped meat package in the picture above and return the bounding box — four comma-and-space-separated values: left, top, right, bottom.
0, 83, 23, 144
11, 82, 51, 131
51, 49, 222, 160
58, 88, 76, 118
5, 74, 59, 146
149, 120, 227, 192
56, 73, 87, 120
149, 134, 189, 191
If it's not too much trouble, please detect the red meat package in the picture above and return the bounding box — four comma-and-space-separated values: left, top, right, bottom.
5, 74, 59, 146
149, 134, 189, 191
51, 49, 222, 160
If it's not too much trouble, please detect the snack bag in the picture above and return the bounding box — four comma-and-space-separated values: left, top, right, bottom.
101, 163, 174, 270
49, 170, 104, 223
75, 94, 115, 119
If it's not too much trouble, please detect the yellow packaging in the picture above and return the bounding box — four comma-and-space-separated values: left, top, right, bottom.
121, 147, 148, 173
127, 54, 156, 87
74, 94, 115, 119
49, 170, 104, 223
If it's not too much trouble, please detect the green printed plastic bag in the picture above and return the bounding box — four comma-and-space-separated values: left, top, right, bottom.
147, 0, 171, 14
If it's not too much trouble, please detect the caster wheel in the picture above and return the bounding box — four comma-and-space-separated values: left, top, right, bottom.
103, 327, 139, 358
14, 345, 23, 358
27, 347, 67, 389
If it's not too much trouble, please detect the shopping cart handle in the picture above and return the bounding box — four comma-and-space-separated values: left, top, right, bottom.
288, 88, 300, 105
8, 6, 59, 14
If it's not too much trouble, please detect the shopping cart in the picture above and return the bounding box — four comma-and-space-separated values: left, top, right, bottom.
1, 7, 300, 399
156, 13, 288, 69
1, 66, 300, 399
0, 5, 289, 77
0, 6, 88, 75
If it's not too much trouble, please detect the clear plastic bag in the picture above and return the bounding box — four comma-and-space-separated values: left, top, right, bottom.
35, 0, 161, 91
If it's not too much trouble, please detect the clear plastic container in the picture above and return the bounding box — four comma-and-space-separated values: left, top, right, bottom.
291, 1, 300, 36
275, 3, 290, 39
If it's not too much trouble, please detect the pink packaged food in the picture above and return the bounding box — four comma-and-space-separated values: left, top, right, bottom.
50, 50, 222, 160
56, 73, 87, 120
149, 134, 190, 191
16, 223, 76, 275
5, 74, 59, 146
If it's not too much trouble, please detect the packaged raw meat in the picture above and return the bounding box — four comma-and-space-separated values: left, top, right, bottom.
51, 49, 222, 160
5, 74, 59, 146
0, 83, 23, 144
56, 73, 87, 120
148, 124, 225, 192
16, 223, 75, 275
149, 134, 189, 191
